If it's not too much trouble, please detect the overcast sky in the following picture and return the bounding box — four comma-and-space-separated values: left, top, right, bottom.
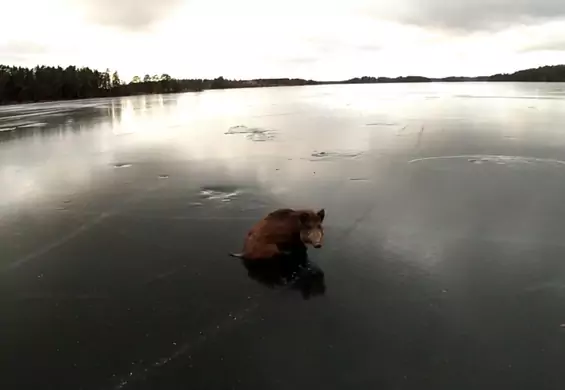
1, 0, 565, 81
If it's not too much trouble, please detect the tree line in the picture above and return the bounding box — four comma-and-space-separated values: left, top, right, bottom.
488, 65, 565, 82
1, 64, 565, 105
344, 65, 565, 84
0, 65, 320, 105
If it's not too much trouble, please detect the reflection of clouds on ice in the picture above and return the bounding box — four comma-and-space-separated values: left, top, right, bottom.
0, 166, 40, 204
7, 83, 559, 214
0, 88, 377, 210
0, 158, 108, 206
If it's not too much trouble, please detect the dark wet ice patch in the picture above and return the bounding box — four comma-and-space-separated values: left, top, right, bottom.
467, 158, 504, 165
0, 106, 91, 119
409, 155, 565, 167
225, 125, 259, 135
199, 186, 241, 202
0, 122, 47, 131
17, 122, 48, 128
224, 125, 275, 142
365, 122, 398, 127
113, 163, 132, 169
245, 132, 275, 142
310, 150, 363, 161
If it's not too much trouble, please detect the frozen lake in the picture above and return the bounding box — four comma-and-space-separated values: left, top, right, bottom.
2, 82, 565, 389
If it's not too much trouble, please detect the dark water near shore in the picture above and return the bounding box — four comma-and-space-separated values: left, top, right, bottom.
2, 83, 565, 389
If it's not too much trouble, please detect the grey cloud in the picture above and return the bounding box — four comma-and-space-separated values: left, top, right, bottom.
520, 39, 565, 52
306, 37, 382, 53
286, 57, 319, 64
355, 43, 383, 52
375, 0, 565, 31
78, 0, 185, 30
278, 37, 382, 67
284, 43, 382, 66
0, 41, 46, 55
0, 41, 46, 63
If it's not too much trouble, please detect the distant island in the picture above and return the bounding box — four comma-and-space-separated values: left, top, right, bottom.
1, 64, 565, 105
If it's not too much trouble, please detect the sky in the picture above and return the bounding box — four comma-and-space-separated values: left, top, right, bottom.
1, 0, 565, 81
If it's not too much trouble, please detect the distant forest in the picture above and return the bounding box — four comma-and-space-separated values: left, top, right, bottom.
1, 64, 565, 105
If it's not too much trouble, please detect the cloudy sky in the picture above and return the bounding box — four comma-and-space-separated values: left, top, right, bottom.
1, 0, 565, 81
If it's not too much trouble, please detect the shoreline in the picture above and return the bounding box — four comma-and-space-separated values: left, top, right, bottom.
2, 79, 565, 108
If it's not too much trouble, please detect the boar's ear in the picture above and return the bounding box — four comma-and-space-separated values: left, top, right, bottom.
317, 209, 325, 222
299, 212, 310, 225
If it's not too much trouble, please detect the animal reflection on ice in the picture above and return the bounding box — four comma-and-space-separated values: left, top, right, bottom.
242, 252, 326, 300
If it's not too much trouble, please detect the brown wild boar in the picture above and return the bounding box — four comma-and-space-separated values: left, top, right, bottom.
230, 208, 325, 260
